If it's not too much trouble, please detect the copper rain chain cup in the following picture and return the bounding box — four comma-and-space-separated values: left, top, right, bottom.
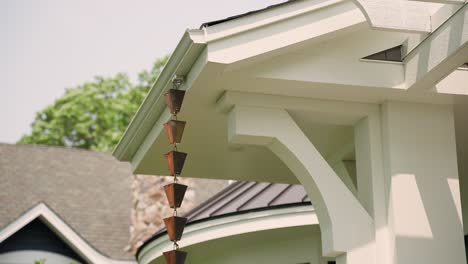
164, 120, 186, 144
164, 151, 187, 176
163, 78, 188, 263
164, 183, 187, 209
163, 250, 187, 264
164, 89, 186, 115
164, 216, 188, 241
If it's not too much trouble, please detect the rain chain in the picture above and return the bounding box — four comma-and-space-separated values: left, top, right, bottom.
162, 76, 188, 264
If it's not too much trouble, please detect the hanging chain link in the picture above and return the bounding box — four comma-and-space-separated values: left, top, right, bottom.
171, 76, 183, 251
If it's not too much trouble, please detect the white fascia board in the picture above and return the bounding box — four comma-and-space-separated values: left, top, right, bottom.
112, 0, 365, 164
137, 205, 317, 264
113, 30, 206, 162
205, 1, 367, 64
405, 3, 468, 90
202, 0, 345, 43
0, 203, 135, 264
409, 0, 465, 4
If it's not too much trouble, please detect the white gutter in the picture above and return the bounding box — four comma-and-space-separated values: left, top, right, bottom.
113, 29, 206, 162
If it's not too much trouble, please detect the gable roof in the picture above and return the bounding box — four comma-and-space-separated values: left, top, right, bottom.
0, 144, 133, 261
0, 203, 134, 264
0, 217, 86, 263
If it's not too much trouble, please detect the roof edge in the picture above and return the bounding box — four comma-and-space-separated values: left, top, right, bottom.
113, 30, 206, 162
201, 0, 347, 44
199, 0, 299, 28
112, 0, 363, 164
137, 203, 315, 263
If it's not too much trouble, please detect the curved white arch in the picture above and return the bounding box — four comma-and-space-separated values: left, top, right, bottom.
351, 0, 432, 32
137, 205, 317, 264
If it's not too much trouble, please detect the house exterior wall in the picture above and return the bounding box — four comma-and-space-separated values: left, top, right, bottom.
145, 225, 325, 264
380, 101, 465, 264
0, 219, 86, 264
0, 250, 83, 264
455, 98, 468, 235
193, 225, 324, 264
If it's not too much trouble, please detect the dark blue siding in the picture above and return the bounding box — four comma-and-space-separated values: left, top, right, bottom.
0, 218, 87, 263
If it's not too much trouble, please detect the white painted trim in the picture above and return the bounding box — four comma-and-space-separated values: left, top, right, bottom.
113, 0, 466, 166
359, 59, 404, 65
217, 90, 378, 122
113, 30, 206, 161
0, 203, 135, 264
202, 0, 345, 43
405, 3, 468, 90
137, 205, 317, 264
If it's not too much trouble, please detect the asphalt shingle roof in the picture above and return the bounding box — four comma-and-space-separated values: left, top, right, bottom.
0, 143, 133, 260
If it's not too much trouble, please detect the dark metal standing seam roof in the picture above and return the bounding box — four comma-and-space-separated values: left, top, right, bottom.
185, 181, 311, 221
136, 181, 311, 257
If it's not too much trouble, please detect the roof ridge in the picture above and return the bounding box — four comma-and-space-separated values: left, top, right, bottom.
200, 0, 300, 28
0, 143, 113, 156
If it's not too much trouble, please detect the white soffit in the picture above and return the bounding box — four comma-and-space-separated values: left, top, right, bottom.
113, 0, 467, 177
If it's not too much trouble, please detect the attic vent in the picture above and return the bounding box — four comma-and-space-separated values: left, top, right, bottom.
362, 45, 402, 62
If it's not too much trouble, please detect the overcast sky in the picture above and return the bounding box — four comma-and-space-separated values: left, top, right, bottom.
1, 0, 284, 143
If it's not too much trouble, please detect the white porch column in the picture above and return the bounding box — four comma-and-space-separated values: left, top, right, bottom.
381, 101, 466, 264
228, 105, 375, 263
354, 112, 391, 264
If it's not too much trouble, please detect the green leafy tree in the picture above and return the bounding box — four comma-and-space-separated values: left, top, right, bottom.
18, 56, 169, 152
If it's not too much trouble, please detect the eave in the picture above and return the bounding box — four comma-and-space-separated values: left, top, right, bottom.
112, 0, 369, 169
113, 0, 467, 180
113, 30, 207, 162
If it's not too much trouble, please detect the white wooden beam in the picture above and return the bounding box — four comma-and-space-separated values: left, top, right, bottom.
228, 105, 374, 257
217, 90, 376, 125
406, 4, 468, 90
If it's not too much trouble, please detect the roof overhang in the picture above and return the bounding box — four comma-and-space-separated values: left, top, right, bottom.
137, 204, 317, 264
113, 30, 207, 162
0, 203, 135, 264
113, 0, 468, 183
